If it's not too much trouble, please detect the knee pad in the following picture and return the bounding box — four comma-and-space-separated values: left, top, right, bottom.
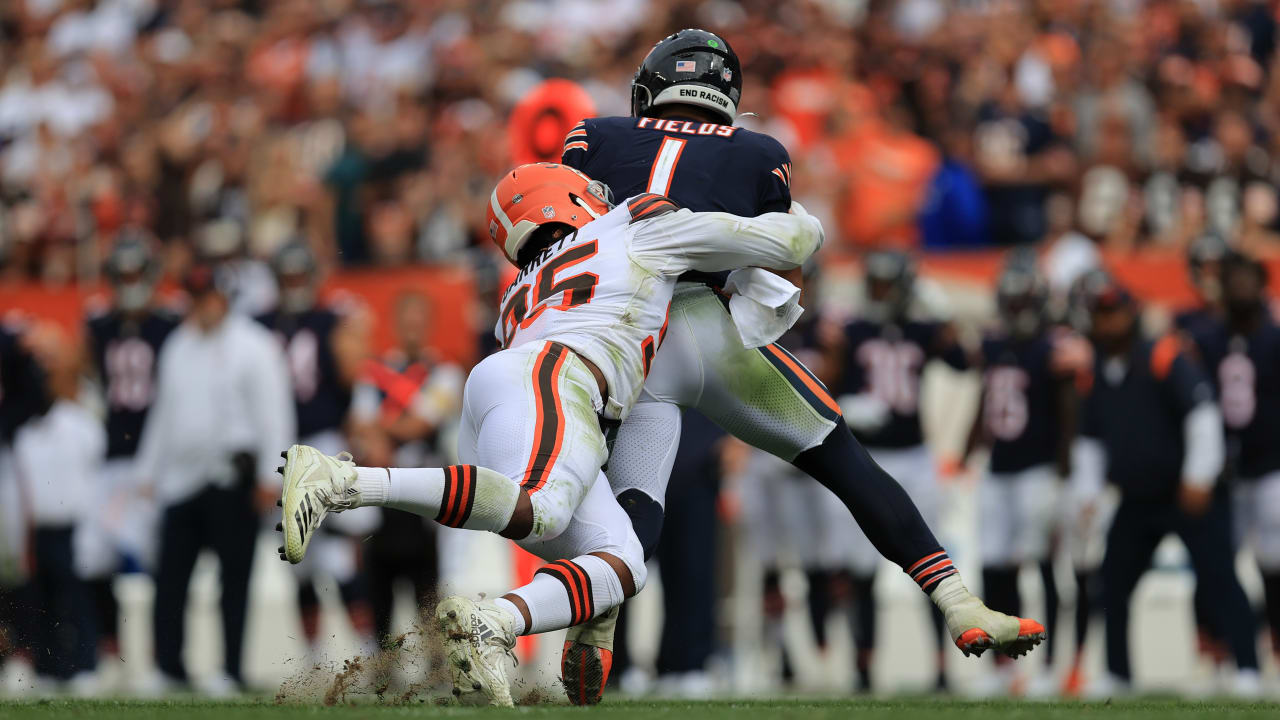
616, 489, 665, 561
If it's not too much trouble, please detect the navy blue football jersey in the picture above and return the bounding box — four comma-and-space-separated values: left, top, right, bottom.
1212, 320, 1280, 479
86, 309, 179, 458
1174, 306, 1228, 384
980, 333, 1064, 474
1080, 335, 1214, 501
255, 308, 351, 439
562, 116, 792, 217
836, 319, 969, 449
1, 320, 50, 444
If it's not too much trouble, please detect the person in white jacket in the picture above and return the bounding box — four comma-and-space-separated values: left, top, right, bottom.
134, 261, 294, 695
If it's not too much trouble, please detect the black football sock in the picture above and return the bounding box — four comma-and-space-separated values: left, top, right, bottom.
849, 572, 875, 692
1039, 559, 1059, 667
793, 426, 943, 574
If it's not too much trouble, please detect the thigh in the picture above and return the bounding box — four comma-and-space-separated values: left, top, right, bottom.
520, 471, 645, 580
606, 397, 682, 508
465, 344, 608, 529
979, 474, 1017, 565
1249, 472, 1280, 571
670, 287, 839, 461
1012, 464, 1060, 562
1102, 502, 1164, 594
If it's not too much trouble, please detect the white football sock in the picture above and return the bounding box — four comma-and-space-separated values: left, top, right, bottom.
365, 465, 521, 534
493, 597, 527, 635
509, 555, 625, 635
354, 466, 390, 505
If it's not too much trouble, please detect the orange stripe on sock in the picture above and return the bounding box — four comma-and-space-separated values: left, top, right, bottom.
907, 551, 946, 576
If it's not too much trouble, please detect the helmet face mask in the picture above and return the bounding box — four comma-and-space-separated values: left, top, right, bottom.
106, 233, 158, 313
632, 29, 742, 125
862, 251, 915, 323
996, 263, 1048, 339
272, 239, 319, 314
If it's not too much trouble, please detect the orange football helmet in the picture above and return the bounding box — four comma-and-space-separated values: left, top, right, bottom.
486, 163, 613, 264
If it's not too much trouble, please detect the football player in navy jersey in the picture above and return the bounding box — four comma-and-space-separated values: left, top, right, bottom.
1172, 233, 1246, 677
557, 29, 1043, 702
256, 240, 377, 658
80, 233, 179, 670
1177, 233, 1232, 352
1209, 251, 1280, 673
1074, 272, 1259, 695
821, 250, 972, 692
967, 257, 1083, 695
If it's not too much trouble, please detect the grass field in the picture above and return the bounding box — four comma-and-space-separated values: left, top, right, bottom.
0, 698, 1276, 720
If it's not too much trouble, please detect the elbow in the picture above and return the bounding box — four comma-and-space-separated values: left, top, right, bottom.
786, 217, 824, 267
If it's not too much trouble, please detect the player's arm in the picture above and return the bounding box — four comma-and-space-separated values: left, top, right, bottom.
1154, 336, 1223, 513
929, 323, 973, 371
752, 137, 805, 288
1049, 330, 1091, 477
560, 119, 591, 170
961, 351, 989, 465
632, 204, 824, 277
381, 362, 465, 445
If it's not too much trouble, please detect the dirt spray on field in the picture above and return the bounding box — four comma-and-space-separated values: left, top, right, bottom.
272, 593, 564, 706
274, 612, 451, 706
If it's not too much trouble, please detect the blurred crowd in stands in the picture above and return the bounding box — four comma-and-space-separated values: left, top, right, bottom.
3, 0, 1280, 288
4, 0, 1280, 701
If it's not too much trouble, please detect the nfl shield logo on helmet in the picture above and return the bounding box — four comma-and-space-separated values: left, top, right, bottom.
488, 220, 498, 239
542, 205, 556, 219
721, 67, 733, 82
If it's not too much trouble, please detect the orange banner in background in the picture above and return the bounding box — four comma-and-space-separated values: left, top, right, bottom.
4, 250, 1279, 356
0, 265, 477, 367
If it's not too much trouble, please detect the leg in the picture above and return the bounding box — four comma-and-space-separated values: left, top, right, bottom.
152, 495, 204, 682
1249, 471, 1280, 661
1177, 492, 1259, 673
1100, 500, 1164, 683
654, 428, 719, 677
211, 485, 258, 684
605, 398, 681, 560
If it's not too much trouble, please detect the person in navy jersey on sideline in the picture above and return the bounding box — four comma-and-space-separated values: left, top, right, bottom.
256, 239, 378, 660
819, 250, 971, 692
1072, 271, 1259, 696
966, 254, 1084, 696
1185, 250, 1280, 674
80, 233, 179, 679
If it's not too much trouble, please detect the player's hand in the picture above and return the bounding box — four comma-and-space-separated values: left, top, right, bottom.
1178, 483, 1212, 516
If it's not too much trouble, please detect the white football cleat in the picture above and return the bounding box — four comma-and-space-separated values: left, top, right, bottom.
436, 596, 518, 707
277, 444, 358, 564
945, 596, 1046, 659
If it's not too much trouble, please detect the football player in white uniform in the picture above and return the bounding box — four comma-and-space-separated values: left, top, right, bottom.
276, 163, 824, 705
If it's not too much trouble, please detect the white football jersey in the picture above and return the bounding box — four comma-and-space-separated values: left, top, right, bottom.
494, 193, 823, 420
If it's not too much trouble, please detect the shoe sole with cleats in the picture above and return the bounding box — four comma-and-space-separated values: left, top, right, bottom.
436, 596, 514, 707
956, 618, 1047, 658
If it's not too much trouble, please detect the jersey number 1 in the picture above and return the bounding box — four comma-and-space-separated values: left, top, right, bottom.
646, 137, 686, 195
